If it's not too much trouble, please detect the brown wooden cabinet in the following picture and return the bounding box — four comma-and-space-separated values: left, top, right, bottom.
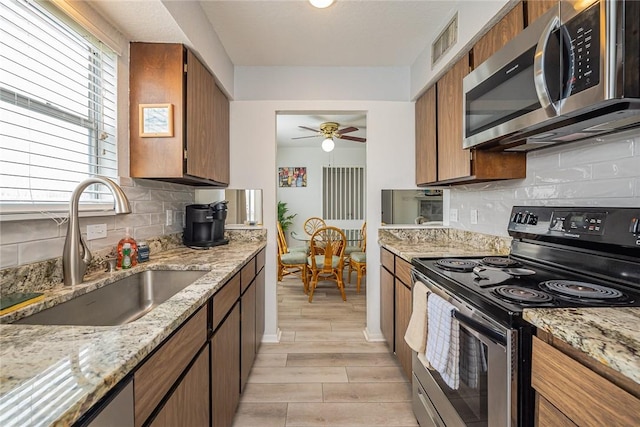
473, 3, 524, 68
130, 43, 229, 186
255, 249, 266, 353
212, 303, 240, 427
134, 307, 208, 426
394, 273, 412, 379
415, 84, 437, 185
380, 249, 395, 348
416, 5, 527, 186
380, 248, 413, 380
150, 346, 210, 427
527, 0, 557, 25
240, 266, 257, 391
532, 335, 640, 427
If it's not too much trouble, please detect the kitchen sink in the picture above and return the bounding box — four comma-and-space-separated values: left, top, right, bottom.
15, 270, 208, 326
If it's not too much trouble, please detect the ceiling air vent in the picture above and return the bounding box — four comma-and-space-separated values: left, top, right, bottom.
432, 13, 458, 66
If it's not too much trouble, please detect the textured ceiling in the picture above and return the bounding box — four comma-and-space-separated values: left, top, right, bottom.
199, 0, 456, 67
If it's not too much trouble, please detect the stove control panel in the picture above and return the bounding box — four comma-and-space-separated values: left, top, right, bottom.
550, 211, 605, 235
508, 206, 640, 249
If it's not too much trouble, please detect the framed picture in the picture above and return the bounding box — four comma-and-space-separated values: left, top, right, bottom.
279, 167, 307, 187
139, 104, 174, 137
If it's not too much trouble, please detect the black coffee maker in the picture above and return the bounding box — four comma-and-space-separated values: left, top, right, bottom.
183, 201, 229, 248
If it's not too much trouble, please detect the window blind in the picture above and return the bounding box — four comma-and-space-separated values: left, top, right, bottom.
322, 166, 366, 220
0, 0, 118, 213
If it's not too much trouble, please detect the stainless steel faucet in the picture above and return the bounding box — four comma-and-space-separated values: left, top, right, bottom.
63, 176, 132, 286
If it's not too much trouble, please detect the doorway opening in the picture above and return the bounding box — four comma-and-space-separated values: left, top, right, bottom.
276, 111, 367, 306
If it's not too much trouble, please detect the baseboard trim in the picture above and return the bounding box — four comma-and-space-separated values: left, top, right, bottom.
261, 328, 282, 343
363, 327, 385, 342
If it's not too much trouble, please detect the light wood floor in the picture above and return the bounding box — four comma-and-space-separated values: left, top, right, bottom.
232, 272, 418, 426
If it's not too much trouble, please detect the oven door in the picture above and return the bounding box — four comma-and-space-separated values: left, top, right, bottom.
411, 272, 516, 427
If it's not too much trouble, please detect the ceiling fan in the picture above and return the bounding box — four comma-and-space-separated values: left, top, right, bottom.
292, 122, 367, 144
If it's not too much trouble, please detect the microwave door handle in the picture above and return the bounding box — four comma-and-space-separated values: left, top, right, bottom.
533, 15, 561, 117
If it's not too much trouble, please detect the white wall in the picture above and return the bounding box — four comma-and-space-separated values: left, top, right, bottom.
229, 100, 416, 341
235, 66, 410, 101
276, 145, 366, 239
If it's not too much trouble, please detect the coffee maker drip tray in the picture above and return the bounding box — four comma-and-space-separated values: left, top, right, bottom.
185, 238, 229, 250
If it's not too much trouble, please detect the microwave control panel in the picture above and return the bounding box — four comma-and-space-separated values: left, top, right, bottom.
564, 1, 601, 94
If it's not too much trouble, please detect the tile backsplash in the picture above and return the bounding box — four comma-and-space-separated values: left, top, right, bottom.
449, 129, 640, 236
0, 178, 194, 270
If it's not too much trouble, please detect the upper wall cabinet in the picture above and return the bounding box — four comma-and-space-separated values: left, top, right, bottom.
415, 84, 437, 185
130, 43, 229, 186
526, 0, 557, 25
415, 4, 528, 186
473, 2, 524, 68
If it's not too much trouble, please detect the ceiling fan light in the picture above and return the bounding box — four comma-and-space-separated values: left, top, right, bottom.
309, 0, 335, 9
321, 137, 335, 152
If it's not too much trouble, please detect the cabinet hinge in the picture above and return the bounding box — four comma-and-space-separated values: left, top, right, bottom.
184, 63, 188, 73
184, 149, 188, 160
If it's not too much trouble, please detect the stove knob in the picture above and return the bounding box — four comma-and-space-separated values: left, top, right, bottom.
630, 217, 640, 234
528, 214, 538, 225
523, 213, 531, 224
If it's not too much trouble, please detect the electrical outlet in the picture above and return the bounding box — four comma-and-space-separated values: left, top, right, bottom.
166, 210, 173, 226
87, 223, 107, 240
450, 208, 458, 222
470, 209, 478, 224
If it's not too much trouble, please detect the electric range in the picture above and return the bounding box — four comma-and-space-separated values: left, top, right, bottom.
409, 206, 640, 427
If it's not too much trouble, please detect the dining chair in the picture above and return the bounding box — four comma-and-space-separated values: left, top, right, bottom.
277, 221, 307, 254
347, 224, 367, 293
307, 226, 347, 303
277, 222, 309, 293
344, 221, 366, 259
303, 217, 326, 236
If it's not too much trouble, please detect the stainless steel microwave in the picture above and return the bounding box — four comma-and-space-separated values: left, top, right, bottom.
463, 0, 640, 151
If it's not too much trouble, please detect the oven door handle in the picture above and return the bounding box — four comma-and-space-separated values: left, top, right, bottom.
452, 310, 507, 346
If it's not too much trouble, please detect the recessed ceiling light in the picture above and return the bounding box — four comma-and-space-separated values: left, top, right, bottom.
309, 0, 335, 9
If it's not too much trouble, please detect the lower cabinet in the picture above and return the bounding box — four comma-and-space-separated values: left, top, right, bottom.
380, 252, 394, 347
241, 277, 256, 391
150, 346, 210, 427
212, 303, 241, 427
380, 248, 413, 380
118, 249, 266, 427
532, 334, 640, 427
394, 280, 412, 379
133, 307, 208, 427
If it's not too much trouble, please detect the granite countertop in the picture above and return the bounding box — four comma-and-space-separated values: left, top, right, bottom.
524, 307, 640, 385
0, 240, 265, 427
378, 227, 510, 262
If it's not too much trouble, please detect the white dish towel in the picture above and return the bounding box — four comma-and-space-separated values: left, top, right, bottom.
404, 281, 430, 353
425, 293, 460, 389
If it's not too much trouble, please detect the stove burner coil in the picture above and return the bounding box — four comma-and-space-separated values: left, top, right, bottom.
481, 257, 521, 268
435, 259, 478, 272
493, 286, 554, 304
540, 281, 624, 299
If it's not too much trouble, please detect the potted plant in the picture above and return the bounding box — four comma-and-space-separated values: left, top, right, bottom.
277, 201, 296, 233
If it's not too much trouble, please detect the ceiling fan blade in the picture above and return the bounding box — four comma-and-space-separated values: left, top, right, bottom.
336, 126, 359, 135
338, 135, 366, 142
299, 126, 320, 133
292, 135, 320, 140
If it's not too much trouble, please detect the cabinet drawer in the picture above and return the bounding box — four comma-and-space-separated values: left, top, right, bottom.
381, 249, 394, 272
241, 257, 256, 293
134, 307, 207, 426
212, 273, 240, 330
256, 248, 265, 272
532, 336, 640, 427
396, 257, 412, 288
